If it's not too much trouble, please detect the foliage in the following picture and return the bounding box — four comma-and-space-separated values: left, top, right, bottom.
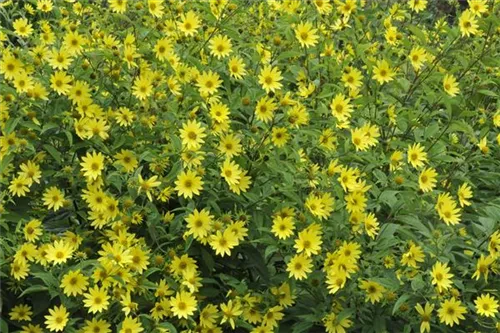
1, 0, 500, 332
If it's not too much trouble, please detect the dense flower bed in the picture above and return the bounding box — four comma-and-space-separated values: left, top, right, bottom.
1, 0, 500, 332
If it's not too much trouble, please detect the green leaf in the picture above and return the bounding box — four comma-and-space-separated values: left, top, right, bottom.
20, 285, 49, 297
157, 322, 177, 333
43, 144, 62, 163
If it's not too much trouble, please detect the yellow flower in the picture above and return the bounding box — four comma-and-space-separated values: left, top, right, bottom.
437, 298, 467, 327
83, 286, 110, 314
185, 208, 213, 239
431, 261, 454, 293
13, 18, 33, 37
408, 0, 428, 13
220, 300, 243, 329
407, 143, 428, 169
196, 70, 222, 96
258, 65, 283, 93
457, 183, 473, 207
415, 303, 434, 333
109, 0, 127, 13
372, 60, 395, 84
137, 175, 161, 201
255, 96, 277, 123
459, 10, 479, 37
419, 167, 438, 192
179, 119, 207, 150
44, 305, 69, 332
294, 21, 319, 48
178, 10, 200, 36
175, 170, 204, 199
9, 176, 31, 197
359, 280, 385, 304
9, 304, 33, 321
119, 317, 143, 333
287, 254, 313, 280
80, 151, 105, 180
272, 216, 295, 240
210, 229, 238, 257
60, 270, 89, 296
474, 293, 499, 317
170, 291, 197, 319
46, 240, 73, 265
209, 35, 232, 59
443, 74, 460, 97
228, 56, 247, 79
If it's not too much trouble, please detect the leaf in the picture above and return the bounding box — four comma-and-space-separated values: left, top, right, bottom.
157, 322, 177, 333
291, 321, 314, 333
20, 285, 49, 297
43, 144, 62, 163
240, 244, 270, 283
393, 294, 411, 315
276, 50, 303, 61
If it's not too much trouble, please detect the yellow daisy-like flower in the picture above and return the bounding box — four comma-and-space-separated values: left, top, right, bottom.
80, 151, 105, 180
175, 170, 204, 199
178, 10, 200, 36
170, 291, 198, 319
83, 286, 110, 314
437, 298, 467, 327
474, 293, 499, 317
295, 21, 319, 48
42, 186, 66, 211
60, 270, 89, 296
407, 143, 428, 169
258, 65, 283, 93
459, 10, 479, 37
443, 74, 460, 97
372, 60, 395, 84
44, 305, 69, 332
13, 18, 33, 37
419, 167, 437, 192
209, 35, 232, 59
287, 253, 313, 280
359, 280, 385, 304
179, 119, 207, 150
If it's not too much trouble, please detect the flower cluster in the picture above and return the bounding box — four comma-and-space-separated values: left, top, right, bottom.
1, 0, 500, 332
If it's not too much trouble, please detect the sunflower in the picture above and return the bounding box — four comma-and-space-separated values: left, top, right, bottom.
80, 151, 105, 180
258, 65, 283, 93
114, 149, 138, 173
9, 304, 33, 321
415, 303, 434, 333
12, 18, 33, 37
443, 74, 460, 97
255, 96, 277, 123
287, 254, 313, 280
437, 298, 467, 327
8, 176, 31, 197
409, 0, 427, 13
196, 70, 222, 96
271, 127, 290, 147
330, 93, 353, 121
359, 280, 385, 304
60, 270, 89, 296
459, 10, 479, 37
170, 291, 198, 319
119, 317, 143, 333
372, 60, 395, 84
474, 293, 499, 317
44, 305, 69, 332
209, 35, 232, 59
218, 133, 242, 158
175, 170, 204, 199
294, 21, 319, 48
43, 186, 65, 211
271, 216, 295, 240
46, 240, 73, 265
178, 10, 200, 36
228, 56, 247, 79
185, 208, 213, 239
407, 143, 428, 169
210, 229, 238, 257
82, 318, 111, 333
83, 286, 110, 314
179, 120, 207, 150
23, 219, 43, 242
418, 167, 437, 192
431, 261, 454, 293
109, 0, 127, 13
